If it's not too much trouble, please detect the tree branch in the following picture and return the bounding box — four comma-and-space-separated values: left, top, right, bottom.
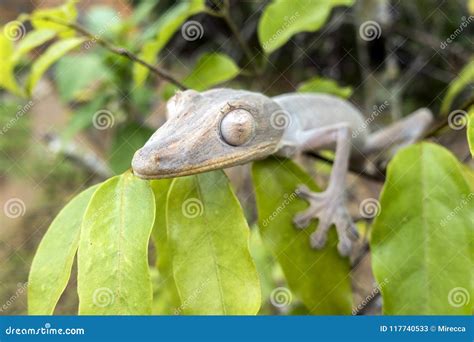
305, 151, 386, 182
37, 16, 187, 90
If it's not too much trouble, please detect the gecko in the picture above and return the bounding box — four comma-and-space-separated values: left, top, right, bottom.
132, 88, 433, 256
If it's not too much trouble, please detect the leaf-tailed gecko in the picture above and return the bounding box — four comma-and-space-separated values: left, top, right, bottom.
132, 88, 433, 256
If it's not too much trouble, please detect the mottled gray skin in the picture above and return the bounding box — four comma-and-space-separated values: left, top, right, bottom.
132, 88, 432, 256
272, 93, 368, 156
132, 89, 368, 178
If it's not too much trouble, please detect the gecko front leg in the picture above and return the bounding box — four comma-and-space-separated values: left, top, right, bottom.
292, 124, 358, 256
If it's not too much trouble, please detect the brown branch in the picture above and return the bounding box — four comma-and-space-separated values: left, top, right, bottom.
37, 16, 187, 90
305, 151, 386, 182
422, 97, 474, 139
354, 292, 381, 315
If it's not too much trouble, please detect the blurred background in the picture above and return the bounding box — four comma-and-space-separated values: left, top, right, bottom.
0, 0, 472, 314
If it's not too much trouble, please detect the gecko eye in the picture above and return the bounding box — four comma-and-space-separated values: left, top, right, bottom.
220, 109, 256, 146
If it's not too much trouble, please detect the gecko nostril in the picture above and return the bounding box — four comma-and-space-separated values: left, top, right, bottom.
153, 155, 160, 164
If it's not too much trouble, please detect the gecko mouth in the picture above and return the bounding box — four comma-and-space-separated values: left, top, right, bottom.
131, 149, 259, 180
132, 162, 224, 179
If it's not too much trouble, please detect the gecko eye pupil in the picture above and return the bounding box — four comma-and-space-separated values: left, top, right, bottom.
220, 109, 256, 146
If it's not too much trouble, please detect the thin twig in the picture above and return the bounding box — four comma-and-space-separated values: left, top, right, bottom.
206, 1, 260, 73
37, 16, 187, 90
306, 151, 386, 182
422, 97, 474, 139
43, 133, 112, 179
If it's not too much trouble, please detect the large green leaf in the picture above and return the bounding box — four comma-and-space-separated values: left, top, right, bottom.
55, 54, 112, 102
184, 53, 240, 90
133, 0, 205, 86
441, 59, 474, 115
26, 37, 86, 95
11, 29, 56, 63
108, 122, 154, 174
28, 184, 99, 315
258, 0, 354, 54
167, 171, 261, 314
468, 106, 474, 157
297, 76, 353, 99
162, 53, 240, 99
150, 179, 181, 314
252, 157, 352, 314
78, 171, 155, 314
371, 143, 473, 314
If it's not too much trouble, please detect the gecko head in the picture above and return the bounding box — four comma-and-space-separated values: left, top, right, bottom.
132, 88, 284, 179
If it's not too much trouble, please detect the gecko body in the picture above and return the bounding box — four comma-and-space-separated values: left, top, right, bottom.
132, 88, 432, 255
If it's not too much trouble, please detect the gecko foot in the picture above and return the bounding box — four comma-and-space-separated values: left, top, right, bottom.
293, 185, 358, 256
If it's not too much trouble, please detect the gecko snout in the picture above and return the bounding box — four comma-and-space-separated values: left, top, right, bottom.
131, 147, 160, 178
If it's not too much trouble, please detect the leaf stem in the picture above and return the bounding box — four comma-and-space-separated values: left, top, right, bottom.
36, 16, 187, 90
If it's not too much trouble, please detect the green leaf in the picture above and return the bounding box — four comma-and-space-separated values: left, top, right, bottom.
133, 0, 205, 86
468, 106, 474, 157
55, 54, 112, 102
184, 53, 240, 91
167, 171, 261, 314
371, 143, 473, 314
258, 0, 354, 54
11, 29, 56, 63
252, 157, 352, 314
108, 122, 154, 174
249, 228, 277, 312
78, 171, 155, 314
31, 0, 78, 38
0, 29, 23, 96
150, 179, 181, 314
297, 76, 353, 98
84, 6, 121, 38
26, 37, 86, 95
28, 184, 99, 315
441, 59, 474, 115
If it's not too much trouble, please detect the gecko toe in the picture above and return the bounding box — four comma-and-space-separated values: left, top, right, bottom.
293, 211, 313, 229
